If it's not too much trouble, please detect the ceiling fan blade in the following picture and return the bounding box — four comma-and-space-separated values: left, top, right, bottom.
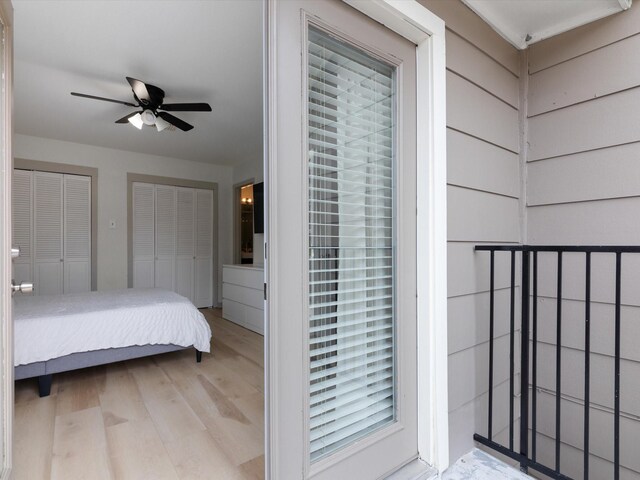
126, 76, 151, 103
158, 112, 194, 132
114, 112, 140, 124
71, 92, 137, 107
159, 103, 212, 112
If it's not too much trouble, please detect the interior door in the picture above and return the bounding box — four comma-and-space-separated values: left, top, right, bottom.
268, 1, 418, 478
33, 171, 63, 296
175, 186, 195, 302
63, 174, 91, 293
154, 184, 176, 292
194, 188, 213, 308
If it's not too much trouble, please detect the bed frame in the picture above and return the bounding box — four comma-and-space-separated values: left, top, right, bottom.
15, 344, 203, 397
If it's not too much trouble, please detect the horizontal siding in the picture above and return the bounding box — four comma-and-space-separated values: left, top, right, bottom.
448, 334, 520, 413
448, 288, 515, 355
529, 34, 640, 117
526, 8, 640, 478
448, 381, 520, 463
533, 251, 640, 306
447, 242, 517, 298
535, 298, 640, 363
535, 435, 640, 480
528, 87, 640, 161
528, 197, 640, 245
446, 30, 519, 108
448, 71, 519, 152
527, 143, 640, 206
535, 343, 640, 418
419, 0, 520, 75
418, 0, 522, 463
448, 186, 520, 242
528, 8, 640, 74
448, 129, 520, 198
534, 397, 640, 479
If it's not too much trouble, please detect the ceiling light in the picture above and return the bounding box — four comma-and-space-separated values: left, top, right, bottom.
141, 109, 156, 126
155, 115, 170, 132
128, 113, 143, 130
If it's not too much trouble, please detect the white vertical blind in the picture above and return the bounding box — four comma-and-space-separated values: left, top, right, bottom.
307, 26, 396, 461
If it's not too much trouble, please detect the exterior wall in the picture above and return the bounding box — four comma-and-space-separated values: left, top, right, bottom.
419, 0, 523, 463
526, 7, 640, 479
14, 134, 234, 303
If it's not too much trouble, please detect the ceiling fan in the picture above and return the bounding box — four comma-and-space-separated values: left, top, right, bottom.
70, 77, 212, 132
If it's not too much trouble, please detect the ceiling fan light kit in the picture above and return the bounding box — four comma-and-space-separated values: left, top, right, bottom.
71, 76, 212, 132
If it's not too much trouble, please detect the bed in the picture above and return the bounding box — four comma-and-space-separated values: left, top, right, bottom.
13, 288, 212, 397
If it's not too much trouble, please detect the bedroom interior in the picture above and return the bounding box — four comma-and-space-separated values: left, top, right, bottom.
10, 1, 266, 479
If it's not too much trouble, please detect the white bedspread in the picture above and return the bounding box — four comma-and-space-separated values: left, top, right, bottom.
13, 288, 212, 366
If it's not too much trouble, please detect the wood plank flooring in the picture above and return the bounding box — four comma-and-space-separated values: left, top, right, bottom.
14, 308, 265, 480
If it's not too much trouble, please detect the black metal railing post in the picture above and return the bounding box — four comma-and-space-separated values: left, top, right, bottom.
520, 250, 530, 472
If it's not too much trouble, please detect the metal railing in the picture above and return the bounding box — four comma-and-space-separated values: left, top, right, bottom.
473, 245, 640, 480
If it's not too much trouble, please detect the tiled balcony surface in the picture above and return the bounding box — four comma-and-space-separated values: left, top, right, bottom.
442, 449, 533, 480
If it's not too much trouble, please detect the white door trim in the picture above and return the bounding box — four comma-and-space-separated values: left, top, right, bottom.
0, 0, 13, 477
265, 0, 449, 476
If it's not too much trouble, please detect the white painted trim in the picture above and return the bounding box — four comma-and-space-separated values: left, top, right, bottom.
344, 0, 450, 472
0, 1, 13, 476
266, 0, 448, 477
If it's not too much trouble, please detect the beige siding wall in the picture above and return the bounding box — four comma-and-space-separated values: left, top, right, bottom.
419, 0, 523, 463
527, 7, 640, 479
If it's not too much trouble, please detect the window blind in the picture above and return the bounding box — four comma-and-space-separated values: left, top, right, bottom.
307, 26, 396, 462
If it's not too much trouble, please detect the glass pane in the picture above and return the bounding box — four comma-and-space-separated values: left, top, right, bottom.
307, 25, 396, 462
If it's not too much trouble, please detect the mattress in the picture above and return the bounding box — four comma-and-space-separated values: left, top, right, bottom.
13, 288, 212, 366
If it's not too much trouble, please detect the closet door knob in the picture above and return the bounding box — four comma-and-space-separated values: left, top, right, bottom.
11, 247, 20, 258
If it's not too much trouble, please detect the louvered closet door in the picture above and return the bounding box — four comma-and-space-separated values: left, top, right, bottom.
154, 185, 176, 291
63, 174, 91, 293
194, 188, 213, 308
132, 182, 155, 288
12, 170, 33, 288
33, 171, 64, 295
176, 187, 195, 301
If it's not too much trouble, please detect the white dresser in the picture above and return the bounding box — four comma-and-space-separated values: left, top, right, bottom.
222, 264, 264, 335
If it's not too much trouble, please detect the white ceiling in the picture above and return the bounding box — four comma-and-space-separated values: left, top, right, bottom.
13, 0, 263, 166
462, 0, 632, 49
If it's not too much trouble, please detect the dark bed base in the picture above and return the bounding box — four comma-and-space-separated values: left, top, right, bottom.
17, 345, 203, 397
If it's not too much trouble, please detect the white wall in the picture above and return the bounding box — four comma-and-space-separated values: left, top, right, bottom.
15, 134, 233, 303
526, 7, 640, 479
419, 0, 523, 464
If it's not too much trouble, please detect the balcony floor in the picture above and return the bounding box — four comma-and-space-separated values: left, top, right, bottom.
443, 448, 533, 480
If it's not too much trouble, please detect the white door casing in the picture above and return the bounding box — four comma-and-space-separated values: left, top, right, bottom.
265, 0, 448, 478
0, 1, 14, 476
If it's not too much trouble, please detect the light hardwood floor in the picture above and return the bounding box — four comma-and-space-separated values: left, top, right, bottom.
14, 308, 265, 480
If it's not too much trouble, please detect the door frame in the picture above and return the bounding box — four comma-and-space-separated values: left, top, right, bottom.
265, 0, 449, 477
0, 1, 13, 478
